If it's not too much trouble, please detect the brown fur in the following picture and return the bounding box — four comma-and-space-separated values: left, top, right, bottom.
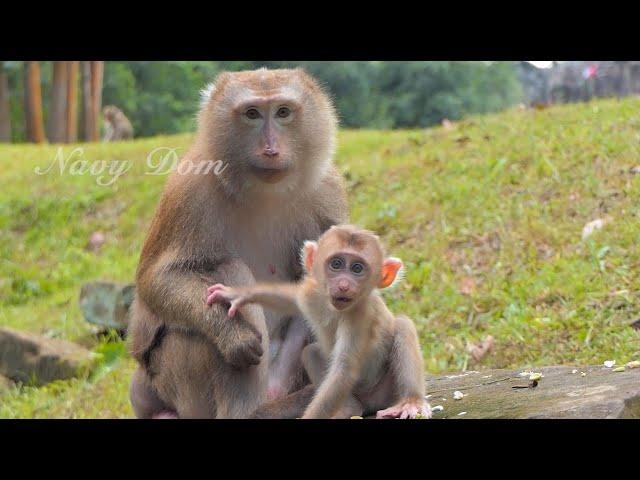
128, 69, 348, 418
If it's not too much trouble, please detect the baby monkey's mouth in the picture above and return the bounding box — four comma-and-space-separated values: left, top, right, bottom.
331, 296, 353, 310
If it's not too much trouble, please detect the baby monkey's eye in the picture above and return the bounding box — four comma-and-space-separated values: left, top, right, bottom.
329, 257, 345, 270
350, 262, 365, 275
245, 108, 261, 120
276, 106, 291, 118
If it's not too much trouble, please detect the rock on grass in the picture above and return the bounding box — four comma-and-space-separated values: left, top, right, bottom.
0, 375, 14, 392
79, 282, 135, 331
425, 366, 640, 419
0, 327, 97, 386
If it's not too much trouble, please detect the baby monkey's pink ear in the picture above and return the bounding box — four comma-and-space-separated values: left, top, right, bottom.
302, 241, 318, 272
379, 257, 403, 288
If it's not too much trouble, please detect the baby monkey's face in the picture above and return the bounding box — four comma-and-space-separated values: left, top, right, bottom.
308, 225, 400, 312
324, 250, 375, 311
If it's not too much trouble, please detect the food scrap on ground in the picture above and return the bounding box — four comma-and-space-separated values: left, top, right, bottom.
466, 335, 494, 362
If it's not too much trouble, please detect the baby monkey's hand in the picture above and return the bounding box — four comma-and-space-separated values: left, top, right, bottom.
206, 284, 250, 317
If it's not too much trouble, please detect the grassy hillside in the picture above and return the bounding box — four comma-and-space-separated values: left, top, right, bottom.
1, 98, 640, 418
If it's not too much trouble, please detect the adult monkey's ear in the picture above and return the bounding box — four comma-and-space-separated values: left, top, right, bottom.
378, 257, 403, 288
302, 241, 318, 273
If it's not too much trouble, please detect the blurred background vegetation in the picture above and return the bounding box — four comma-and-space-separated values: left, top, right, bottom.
1, 61, 524, 141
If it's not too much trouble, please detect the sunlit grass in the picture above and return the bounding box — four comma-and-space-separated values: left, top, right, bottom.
1, 98, 639, 417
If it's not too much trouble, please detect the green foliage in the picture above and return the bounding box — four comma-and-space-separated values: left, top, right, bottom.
1, 98, 639, 417
4, 62, 523, 140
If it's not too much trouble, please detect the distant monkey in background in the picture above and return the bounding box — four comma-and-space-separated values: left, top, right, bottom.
207, 225, 431, 419
103, 105, 134, 141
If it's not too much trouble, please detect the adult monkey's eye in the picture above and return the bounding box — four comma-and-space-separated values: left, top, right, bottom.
245, 108, 261, 120
276, 106, 291, 118
351, 262, 365, 275
330, 257, 344, 270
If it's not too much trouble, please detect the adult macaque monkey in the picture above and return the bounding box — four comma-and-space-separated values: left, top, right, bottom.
207, 225, 431, 419
128, 69, 348, 418
102, 105, 134, 141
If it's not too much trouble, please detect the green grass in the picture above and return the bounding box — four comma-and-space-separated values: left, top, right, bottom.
2, 98, 640, 417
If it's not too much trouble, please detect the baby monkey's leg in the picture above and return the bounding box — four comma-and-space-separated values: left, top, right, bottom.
302, 343, 363, 419
376, 315, 432, 419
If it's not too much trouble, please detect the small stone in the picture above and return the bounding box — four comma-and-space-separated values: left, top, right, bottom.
582, 219, 607, 240
581, 372, 587, 377
612, 367, 626, 373
350, 416, 363, 419
626, 361, 640, 369
604, 360, 616, 368
529, 372, 543, 381
88, 231, 106, 251
453, 390, 465, 400
432, 405, 444, 413
457, 411, 467, 416
571, 369, 578, 374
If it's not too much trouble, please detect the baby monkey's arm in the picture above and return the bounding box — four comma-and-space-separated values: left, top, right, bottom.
206, 282, 302, 318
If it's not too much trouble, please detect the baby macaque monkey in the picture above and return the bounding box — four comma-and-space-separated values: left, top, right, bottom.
206, 225, 431, 419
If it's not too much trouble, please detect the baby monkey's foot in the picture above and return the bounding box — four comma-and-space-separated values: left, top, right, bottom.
376, 399, 432, 419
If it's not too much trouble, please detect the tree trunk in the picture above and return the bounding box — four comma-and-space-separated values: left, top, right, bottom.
24, 61, 46, 143
80, 61, 104, 142
80, 61, 93, 141
0, 62, 11, 142
49, 61, 69, 143
66, 61, 79, 142
90, 61, 104, 141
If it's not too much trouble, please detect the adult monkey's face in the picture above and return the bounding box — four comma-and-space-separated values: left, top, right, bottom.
197, 68, 338, 196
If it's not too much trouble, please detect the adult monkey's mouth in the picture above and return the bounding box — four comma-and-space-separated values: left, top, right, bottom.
251, 165, 291, 184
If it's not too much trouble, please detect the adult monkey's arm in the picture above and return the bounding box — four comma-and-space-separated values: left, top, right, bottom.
134, 175, 266, 369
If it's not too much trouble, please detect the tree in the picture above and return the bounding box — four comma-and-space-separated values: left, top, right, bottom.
49, 61, 68, 143
90, 61, 104, 141
23, 61, 45, 143
66, 61, 79, 142
0, 62, 11, 142
81, 61, 104, 141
